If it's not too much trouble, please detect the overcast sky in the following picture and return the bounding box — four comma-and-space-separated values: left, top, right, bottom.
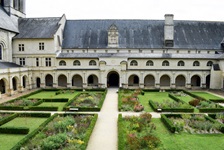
27, 0, 224, 21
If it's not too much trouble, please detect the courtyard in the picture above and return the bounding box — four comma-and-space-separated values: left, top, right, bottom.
0, 88, 223, 150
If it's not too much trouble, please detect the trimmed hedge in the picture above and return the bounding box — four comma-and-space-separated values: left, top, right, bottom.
148, 100, 158, 112
11, 113, 58, 150
161, 114, 176, 133
0, 113, 18, 126
205, 115, 224, 133
199, 108, 224, 113
182, 90, 207, 101
168, 93, 186, 103
17, 113, 51, 118
0, 127, 29, 134
29, 106, 58, 111
209, 99, 224, 103
118, 114, 124, 150
82, 114, 98, 149
42, 98, 68, 102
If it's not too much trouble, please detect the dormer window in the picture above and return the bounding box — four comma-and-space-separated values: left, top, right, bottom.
108, 24, 119, 48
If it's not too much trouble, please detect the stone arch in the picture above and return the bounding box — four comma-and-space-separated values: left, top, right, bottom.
128, 74, 139, 86
72, 74, 83, 87
107, 71, 119, 87
160, 75, 170, 87
58, 74, 67, 87
87, 74, 98, 86
12, 76, 19, 91
0, 78, 7, 94
206, 74, 211, 88
175, 75, 186, 87
144, 74, 155, 87
45, 74, 53, 87
191, 75, 201, 87
22, 75, 28, 88
36, 77, 41, 88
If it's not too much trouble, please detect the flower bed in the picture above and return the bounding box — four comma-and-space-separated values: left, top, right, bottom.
64, 91, 106, 111
162, 114, 223, 134
1, 99, 39, 107
119, 89, 144, 112
21, 114, 97, 150
118, 113, 161, 150
0, 113, 11, 121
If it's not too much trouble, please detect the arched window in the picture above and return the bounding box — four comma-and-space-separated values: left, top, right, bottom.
130, 60, 138, 66
89, 60, 97, 66
177, 61, 185, 66
162, 60, 169, 66
146, 60, 154, 66
207, 61, 213, 66
59, 60, 66, 66
193, 61, 200, 66
0, 44, 2, 60
73, 60, 81, 66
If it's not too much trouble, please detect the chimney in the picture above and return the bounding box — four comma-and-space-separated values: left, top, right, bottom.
164, 14, 174, 47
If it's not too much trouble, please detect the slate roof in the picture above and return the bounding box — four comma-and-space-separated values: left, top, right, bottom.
57, 53, 221, 59
0, 6, 18, 33
0, 62, 22, 69
62, 20, 224, 50
14, 17, 61, 39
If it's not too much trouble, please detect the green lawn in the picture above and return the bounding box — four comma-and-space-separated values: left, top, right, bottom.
146, 92, 174, 102
28, 91, 80, 100
175, 94, 194, 103
138, 94, 154, 112
37, 102, 66, 111
153, 118, 224, 150
191, 92, 224, 100
0, 117, 47, 150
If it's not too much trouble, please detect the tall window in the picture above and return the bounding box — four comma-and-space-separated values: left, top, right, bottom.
39, 43, 44, 50
146, 60, 154, 66
59, 60, 66, 66
19, 44, 24, 51
130, 60, 138, 66
177, 61, 185, 66
162, 60, 169, 66
0, 44, 2, 60
36, 58, 39, 66
73, 60, 81, 66
89, 60, 96, 66
45, 58, 51, 66
193, 61, 200, 66
19, 58, 25, 66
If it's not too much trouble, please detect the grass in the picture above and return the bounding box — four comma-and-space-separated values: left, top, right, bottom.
138, 93, 154, 112
147, 92, 174, 102
28, 91, 80, 100
191, 92, 224, 101
153, 118, 224, 150
0, 117, 47, 150
37, 102, 66, 111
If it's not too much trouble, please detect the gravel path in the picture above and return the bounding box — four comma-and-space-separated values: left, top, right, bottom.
87, 88, 118, 150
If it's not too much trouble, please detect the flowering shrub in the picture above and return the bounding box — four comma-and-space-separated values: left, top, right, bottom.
122, 113, 161, 149
120, 89, 144, 112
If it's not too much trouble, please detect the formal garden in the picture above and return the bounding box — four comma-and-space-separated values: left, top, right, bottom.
0, 88, 224, 149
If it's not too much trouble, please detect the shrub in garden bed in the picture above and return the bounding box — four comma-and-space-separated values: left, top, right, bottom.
1, 98, 39, 107
66, 92, 106, 111
20, 114, 97, 150
118, 113, 161, 150
150, 99, 193, 112
162, 114, 223, 134
119, 89, 144, 112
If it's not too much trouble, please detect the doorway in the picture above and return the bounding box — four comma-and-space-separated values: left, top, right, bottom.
107, 71, 119, 87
